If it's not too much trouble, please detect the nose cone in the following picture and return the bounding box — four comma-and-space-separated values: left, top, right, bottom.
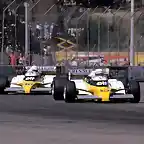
22, 85, 33, 94
93, 87, 110, 101
22, 82, 34, 94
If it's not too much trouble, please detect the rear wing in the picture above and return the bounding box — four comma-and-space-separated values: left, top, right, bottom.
109, 66, 144, 82
25, 66, 93, 75
25, 66, 56, 75
25, 66, 56, 72
71, 66, 144, 82
25, 66, 144, 82
96, 66, 144, 82
128, 66, 144, 82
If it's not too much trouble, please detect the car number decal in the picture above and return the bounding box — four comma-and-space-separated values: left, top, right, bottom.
96, 81, 108, 86
25, 77, 35, 81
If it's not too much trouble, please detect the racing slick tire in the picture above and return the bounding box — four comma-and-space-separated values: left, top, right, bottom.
0, 76, 9, 94
128, 81, 140, 103
64, 81, 77, 103
52, 77, 68, 100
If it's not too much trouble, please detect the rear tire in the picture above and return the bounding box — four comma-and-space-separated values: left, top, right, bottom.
0, 77, 9, 94
64, 81, 77, 103
52, 77, 68, 100
128, 81, 140, 103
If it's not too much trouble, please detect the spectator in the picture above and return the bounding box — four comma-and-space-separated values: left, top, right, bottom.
9, 51, 17, 66
36, 22, 43, 39
6, 45, 12, 54
44, 22, 50, 40
18, 53, 25, 65
50, 23, 55, 39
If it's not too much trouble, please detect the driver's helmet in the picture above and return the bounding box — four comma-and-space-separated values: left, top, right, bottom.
104, 68, 109, 75
95, 68, 109, 74
27, 65, 39, 73
94, 68, 109, 78
94, 69, 103, 75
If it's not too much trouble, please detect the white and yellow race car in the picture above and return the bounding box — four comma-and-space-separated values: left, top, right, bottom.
52, 66, 140, 103
0, 66, 56, 94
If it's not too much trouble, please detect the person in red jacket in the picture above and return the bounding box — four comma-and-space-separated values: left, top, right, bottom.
9, 51, 17, 66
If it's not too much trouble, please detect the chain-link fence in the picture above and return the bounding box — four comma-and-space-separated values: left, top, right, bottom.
1, 1, 144, 67
53, 6, 144, 66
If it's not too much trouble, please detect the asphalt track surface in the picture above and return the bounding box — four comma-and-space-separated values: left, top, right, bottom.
0, 85, 143, 144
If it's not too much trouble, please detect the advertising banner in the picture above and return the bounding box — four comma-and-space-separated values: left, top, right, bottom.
55, 51, 144, 66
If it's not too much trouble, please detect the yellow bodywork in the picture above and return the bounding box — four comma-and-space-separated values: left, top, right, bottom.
84, 80, 111, 101
15, 80, 42, 94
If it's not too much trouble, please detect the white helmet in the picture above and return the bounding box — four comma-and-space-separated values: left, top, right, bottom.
94, 69, 103, 75
93, 68, 109, 76
27, 65, 39, 72
31, 65, 38, 71
105, 68, 109, 75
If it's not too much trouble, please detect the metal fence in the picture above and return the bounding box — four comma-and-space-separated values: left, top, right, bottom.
63, 7, 144, 65
43, 7, 144, 64
33, 6, 144, 66
0, 52, 55, 65
2, 1, 144, 67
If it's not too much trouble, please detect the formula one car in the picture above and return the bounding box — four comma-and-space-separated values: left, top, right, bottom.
52, 66, 140, 103
0, 66, 55, 94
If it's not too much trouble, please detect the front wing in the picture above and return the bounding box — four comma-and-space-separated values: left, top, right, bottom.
4, 87, 52, 94
76, 94, 134, 101
76, 86, 134, 101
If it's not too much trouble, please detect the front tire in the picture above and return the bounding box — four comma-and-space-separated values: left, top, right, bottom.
0, 77, 9, 94
52, 77, 68, 100
128, 81, 140, 103
64, 81, 77, 103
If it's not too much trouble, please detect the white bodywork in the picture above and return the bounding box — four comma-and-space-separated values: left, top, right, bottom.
43, 75, 55, 88
10, 75, 25, 88
7, 66, 55, 93
108, 79, 125, 94
71, 68, 125, 95
72, 78, 125, 95
10, 75, 55, 88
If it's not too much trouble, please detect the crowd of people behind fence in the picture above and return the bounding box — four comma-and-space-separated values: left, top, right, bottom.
0, 1, 133, 67
0, 4, 79, 66
6, 49, 28, 66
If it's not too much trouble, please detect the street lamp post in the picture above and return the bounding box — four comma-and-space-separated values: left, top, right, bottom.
130, 0, 135, 66
24, 2, 29, 64
1, 0, 16, 64
24, 0, 55, 65
86, 8, 91, 66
